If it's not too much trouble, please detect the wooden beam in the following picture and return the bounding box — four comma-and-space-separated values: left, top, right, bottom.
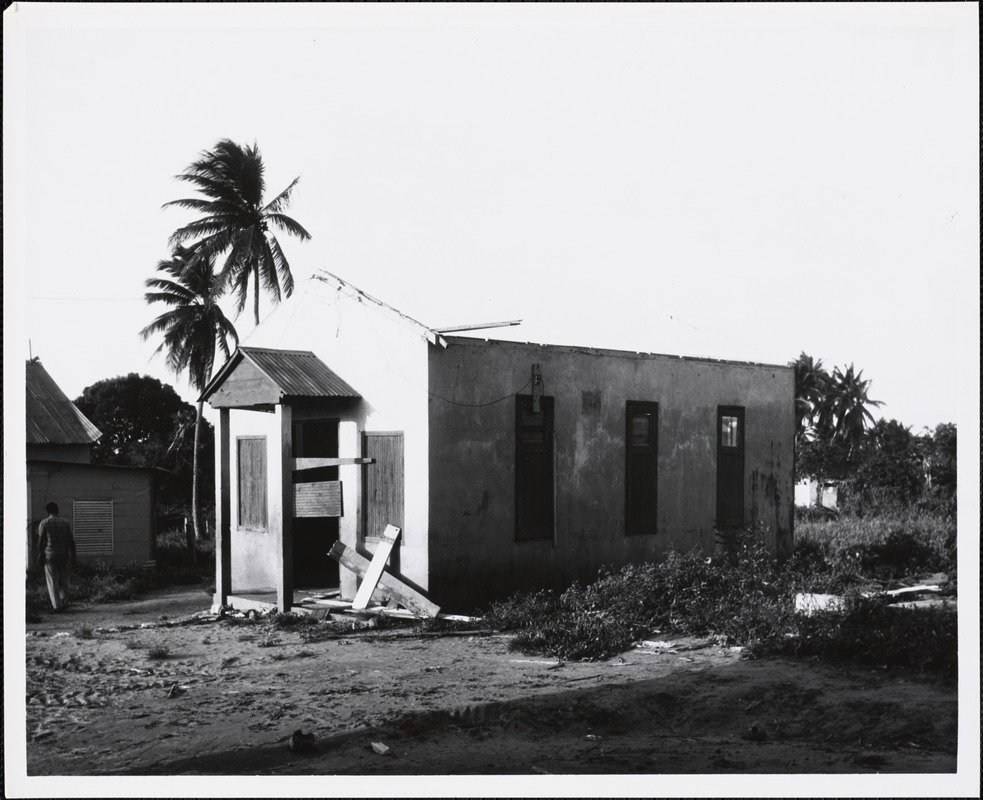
328, 541, 440, 618
293, 457, 375, 470
275, 404, 294, 612
214, 408, 232, 610
433, 320, 523, 333
351, 525, 400, 609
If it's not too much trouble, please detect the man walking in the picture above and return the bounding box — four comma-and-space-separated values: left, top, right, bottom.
36, 502, 76, 612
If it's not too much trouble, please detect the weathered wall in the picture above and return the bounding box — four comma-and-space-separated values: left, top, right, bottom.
427, 338, 794, 609
27, 443, 91, 464
26, 461, 155, 567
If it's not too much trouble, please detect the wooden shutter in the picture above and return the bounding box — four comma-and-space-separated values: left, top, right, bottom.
362, 432, 404, 541
237, 436, 268, 530
626, 402, 658, 534
515, 395, 554, 541
716, 406, 745, 528
74, 500, 114, 556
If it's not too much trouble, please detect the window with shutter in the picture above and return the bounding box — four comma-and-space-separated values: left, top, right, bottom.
73, 500, 114, 556
237, 436, 268, 531
515, 395, 554, 541
626, 401, 658, 535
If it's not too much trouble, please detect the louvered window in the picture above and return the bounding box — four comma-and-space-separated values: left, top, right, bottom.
73, 500, 114, 556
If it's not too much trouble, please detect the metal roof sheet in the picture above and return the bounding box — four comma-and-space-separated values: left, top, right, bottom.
26, 360, 102, 445
238, 347, 360, 399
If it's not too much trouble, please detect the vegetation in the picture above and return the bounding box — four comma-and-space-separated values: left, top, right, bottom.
791, 352, 956, 519
163, 138, 311, 326
141, 245, 238, 553
74, 374, 214, 513
25, 524, 215, 622
486, 516, 956, 675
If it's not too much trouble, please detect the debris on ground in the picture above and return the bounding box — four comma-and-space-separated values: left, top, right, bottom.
289, 730, 316, 753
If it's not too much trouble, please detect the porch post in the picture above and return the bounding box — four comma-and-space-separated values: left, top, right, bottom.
214, 407, 232, 610
274, 403, 294, 611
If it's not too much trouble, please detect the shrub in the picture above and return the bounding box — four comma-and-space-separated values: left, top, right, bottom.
147, 644, 170, 660
485, 517, 957, 671
74, 624, 95, 640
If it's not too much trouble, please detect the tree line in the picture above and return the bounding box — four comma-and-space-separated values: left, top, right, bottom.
791, 352, 956, 517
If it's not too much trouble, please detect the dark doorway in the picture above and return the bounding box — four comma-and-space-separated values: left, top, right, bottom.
716, 406, 745, 529
292, 419, 340, 588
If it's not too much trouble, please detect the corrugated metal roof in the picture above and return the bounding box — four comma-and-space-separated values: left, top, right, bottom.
26, 360, 102, 445
238, 347, 360, 399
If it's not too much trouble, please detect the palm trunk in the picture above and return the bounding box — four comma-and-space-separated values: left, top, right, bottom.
253, 262, 261, 326
189, 399, 203, 565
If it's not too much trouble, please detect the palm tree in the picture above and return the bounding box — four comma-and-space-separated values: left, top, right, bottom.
140, 245, 239, 555
791, 352, 830, 442
825, 364, 883, 455
164, 139, 311, 326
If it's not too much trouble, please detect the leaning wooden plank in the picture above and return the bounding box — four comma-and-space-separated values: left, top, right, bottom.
329, 541, 440, 618
351, 525, 401, 610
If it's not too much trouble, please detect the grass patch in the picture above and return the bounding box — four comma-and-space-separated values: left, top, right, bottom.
147, 644, 170, 660
73, 624, 95, 640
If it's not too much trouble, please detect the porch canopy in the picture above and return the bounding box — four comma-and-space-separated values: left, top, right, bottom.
200, 346, 361, 409
201, 346, 364, 612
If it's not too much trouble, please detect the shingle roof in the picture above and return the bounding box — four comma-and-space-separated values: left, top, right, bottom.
26, 360, 102, 445
200, 347, 361, 404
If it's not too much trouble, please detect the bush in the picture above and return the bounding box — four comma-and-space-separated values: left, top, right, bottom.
485, 518, 957, 672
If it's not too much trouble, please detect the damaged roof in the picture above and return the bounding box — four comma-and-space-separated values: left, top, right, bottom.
200, 347, 361, 408
26, 359, 102, 446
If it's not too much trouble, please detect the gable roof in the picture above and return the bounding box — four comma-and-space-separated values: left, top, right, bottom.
200, 347, 361, 407
26, 359, 102, 445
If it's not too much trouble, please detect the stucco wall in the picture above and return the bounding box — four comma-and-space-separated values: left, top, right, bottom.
427, 338, 794, 609
26, 461, 155, 567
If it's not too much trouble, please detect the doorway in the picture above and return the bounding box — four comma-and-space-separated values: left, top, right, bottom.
292, 418, 340, 588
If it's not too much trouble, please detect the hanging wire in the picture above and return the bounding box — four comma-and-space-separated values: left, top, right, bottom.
423, 377, 534, 408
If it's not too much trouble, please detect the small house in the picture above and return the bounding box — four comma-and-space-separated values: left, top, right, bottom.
202, 272, 795, 613
26, 359, 157, 567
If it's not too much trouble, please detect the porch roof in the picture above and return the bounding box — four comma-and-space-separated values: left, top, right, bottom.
200, 347, 361, 408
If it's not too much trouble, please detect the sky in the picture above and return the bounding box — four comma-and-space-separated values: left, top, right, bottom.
4, 3, 979, 435
3, 4, 980, 795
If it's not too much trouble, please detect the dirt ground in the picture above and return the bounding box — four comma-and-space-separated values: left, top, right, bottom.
18, 586, 961, 786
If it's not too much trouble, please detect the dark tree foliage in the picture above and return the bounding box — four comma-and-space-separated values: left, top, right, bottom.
74, 374, 213, 512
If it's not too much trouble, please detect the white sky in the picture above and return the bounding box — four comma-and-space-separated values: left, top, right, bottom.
4, 3, 980, 796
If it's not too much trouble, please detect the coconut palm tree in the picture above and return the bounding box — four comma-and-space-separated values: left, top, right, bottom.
791, 352, 830, 442
141, 245, 239, 555
164, 139, 311, 326
825, 364, 883, 455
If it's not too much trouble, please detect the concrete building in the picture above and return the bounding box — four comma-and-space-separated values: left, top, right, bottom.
26, 359, 157, 568
202, 272, 795, 612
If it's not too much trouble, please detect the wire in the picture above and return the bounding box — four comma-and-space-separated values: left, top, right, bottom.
424, 377, 533, 408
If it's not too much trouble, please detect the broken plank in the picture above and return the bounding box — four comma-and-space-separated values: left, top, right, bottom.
329, 541, 440, 618
351, 525, 401, 610
293, 457, 375, 470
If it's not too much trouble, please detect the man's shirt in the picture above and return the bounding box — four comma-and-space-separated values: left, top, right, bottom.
39, 516, 75, 560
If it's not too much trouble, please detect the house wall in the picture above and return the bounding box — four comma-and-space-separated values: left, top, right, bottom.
26, 461, 155, 567
427, 338, 795, 609
223, 286, 434, 600
27, 443, 91, 464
